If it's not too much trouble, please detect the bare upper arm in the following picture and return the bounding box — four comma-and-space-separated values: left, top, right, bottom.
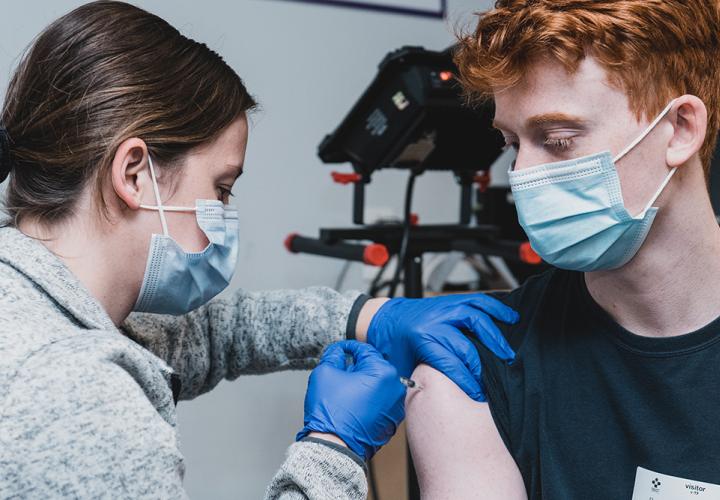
405, 364, 527, 500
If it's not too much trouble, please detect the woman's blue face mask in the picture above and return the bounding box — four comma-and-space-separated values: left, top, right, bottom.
132, 155, 239, 315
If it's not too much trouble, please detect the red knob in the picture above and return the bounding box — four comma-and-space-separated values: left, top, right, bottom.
519, 242, 542, 265
363, 244, 389, 267
331, 171, 362, 185
284, 233, 299, 253
474, 171, 491, 193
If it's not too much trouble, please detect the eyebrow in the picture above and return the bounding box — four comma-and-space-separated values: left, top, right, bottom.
493, 112, 590, 132
527, 112, 589, 128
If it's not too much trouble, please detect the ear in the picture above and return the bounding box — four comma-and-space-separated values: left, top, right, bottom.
111, 138, 150, 210
666, 95, 707, 168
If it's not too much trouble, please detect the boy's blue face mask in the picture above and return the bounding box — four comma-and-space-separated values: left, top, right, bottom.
508, 99, 677, 272
133, 155, 239, 315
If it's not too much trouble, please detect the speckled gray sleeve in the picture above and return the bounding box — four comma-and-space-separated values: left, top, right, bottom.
265, 441, 368, 500
0, 226, 368, 498
121, 287, 362, 400
0, 333, 187, 498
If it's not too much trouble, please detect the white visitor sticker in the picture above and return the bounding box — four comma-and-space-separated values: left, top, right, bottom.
632, 466, 720, 499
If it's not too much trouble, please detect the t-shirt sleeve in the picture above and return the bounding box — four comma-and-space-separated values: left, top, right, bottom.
469, 269, 556, 452
469, 332, 514, 449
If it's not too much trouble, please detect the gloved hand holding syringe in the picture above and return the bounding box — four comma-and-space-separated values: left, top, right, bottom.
296, 341, 412, 461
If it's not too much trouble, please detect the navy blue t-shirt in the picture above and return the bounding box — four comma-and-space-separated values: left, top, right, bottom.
473, 268, 720, 499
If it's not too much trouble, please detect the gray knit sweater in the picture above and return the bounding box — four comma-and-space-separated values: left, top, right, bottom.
0, 226, 368, 499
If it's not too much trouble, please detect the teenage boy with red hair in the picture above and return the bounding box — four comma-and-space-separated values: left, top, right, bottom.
405, 1, 720, 498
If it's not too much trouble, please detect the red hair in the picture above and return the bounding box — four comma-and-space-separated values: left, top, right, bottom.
455, 0, 720, 171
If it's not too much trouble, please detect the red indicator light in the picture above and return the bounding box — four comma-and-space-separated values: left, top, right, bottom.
439, 71, 453, 81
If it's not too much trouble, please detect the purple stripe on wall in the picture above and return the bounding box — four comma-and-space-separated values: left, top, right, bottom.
275, 0, 447, 19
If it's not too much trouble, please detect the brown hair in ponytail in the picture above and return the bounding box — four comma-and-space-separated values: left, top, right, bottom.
1, 0, 256, 226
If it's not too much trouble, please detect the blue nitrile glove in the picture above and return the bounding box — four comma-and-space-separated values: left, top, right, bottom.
296, 340, 407, 461
366, 293, 519, 402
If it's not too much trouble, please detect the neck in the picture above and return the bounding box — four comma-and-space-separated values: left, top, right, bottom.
19, 209, 142, 326
585, 165, 720, 337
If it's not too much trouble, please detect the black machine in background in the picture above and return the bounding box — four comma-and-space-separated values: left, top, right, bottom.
285, 45, 543, 500
319, 46, 503, 173
286, 44, 540, 273
317, 45, 506, 226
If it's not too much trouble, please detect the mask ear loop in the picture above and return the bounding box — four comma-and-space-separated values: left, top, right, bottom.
139, 155, 201, 237
640, 167, 678, 217
143, 155, 169, 237
612, 99, 679, 217
613, 99, 676, 164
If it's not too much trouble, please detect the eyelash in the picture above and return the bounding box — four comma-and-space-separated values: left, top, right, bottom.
543, 137, 574, 152
218, 187, 234, 200
503, 137, 575, 154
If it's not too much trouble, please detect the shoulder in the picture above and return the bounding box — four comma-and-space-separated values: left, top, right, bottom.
492, 267, 575, 313
0, 260, 90, 367
469, 269, 580, 433
406, 364, 527, 499
486, 268, 578, 351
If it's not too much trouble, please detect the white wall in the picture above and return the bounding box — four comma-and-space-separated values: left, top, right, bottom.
0, 1, 493, 497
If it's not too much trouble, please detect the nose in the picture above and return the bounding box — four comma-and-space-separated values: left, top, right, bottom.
512, 148, 536, 172
513, 146, 554, 172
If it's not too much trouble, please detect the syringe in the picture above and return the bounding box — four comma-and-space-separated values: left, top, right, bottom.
399, 377, 423, 390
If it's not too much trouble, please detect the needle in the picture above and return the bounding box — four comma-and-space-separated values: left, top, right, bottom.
399, 376, 423, 390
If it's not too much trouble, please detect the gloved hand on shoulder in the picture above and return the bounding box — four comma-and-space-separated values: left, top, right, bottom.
366, 293, 519, 402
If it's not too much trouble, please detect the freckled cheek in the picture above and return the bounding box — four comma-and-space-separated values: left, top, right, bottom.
616, 170, 641, 210
165, 213, 211, 253
615, 146, 664, 215
187, 225, 211, 252
163, 180, 218, 251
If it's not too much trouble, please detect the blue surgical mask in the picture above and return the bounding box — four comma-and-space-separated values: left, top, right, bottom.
508, 100, 677, 272
133, 155, 240, 315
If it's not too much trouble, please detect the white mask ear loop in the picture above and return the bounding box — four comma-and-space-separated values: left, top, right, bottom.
639, 166, 678, 216
613, 99, 677, 164
144, 156, 169, 237
612, 99, 679, 217
139, 156, 201, 236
